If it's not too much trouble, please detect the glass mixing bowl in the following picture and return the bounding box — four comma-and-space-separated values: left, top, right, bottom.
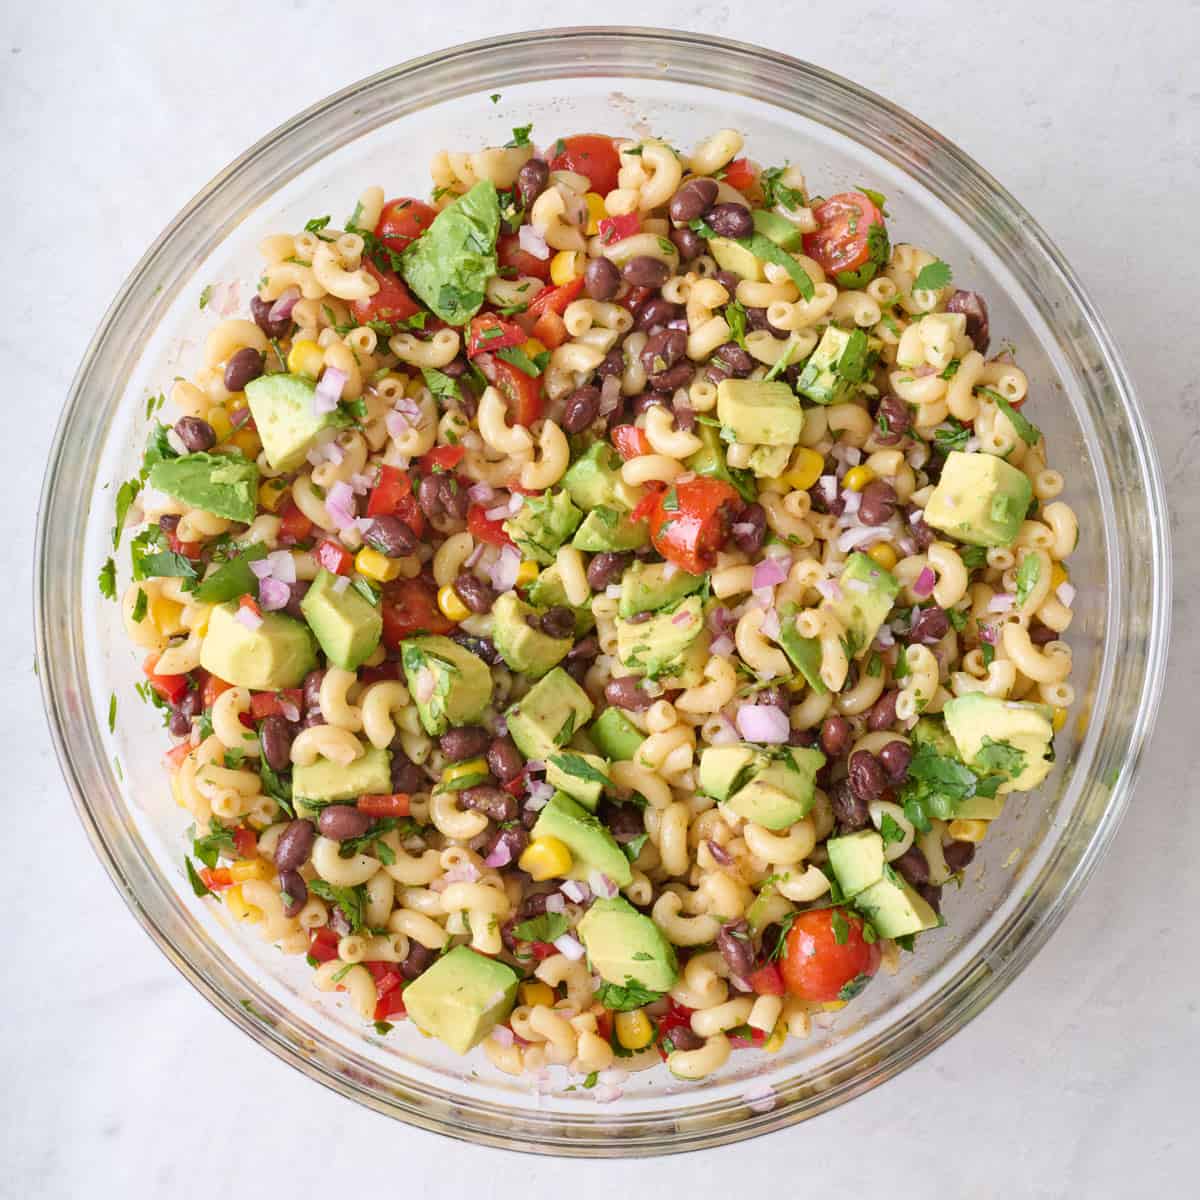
36, 28, 1169, 1154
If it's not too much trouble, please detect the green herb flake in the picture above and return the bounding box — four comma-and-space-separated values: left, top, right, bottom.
199, 285, 213, 310
512, 912, 569, 943
879, 812, 906, 846
595, 979, 663, 1011
506, 124, 533, 148
913, 259, 952, 293
985, 390, 1042, 446
185, 858, 212, 898
1015, 554, 1042, 607
98, 557, 117, 600
830, 908, 850, 945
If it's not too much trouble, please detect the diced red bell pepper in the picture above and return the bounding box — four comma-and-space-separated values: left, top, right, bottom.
232, 827, 258, 859
363, 961, 404, 997
467, 313, 526, 358
611, 424, 652, 461
308, 927, 340, 964
531, 310, 568, 350
374, 989, 407, 1022
502, 773, 526, 797
278, 498, 314, 543
420, 445, 466, 473
467, 503, 513, 547
314, 539, 353, 576
366, 465, 411, 517
527, 276, 585, 319
200, 867, 233, 891
358, 793, 411, 818
168, 532, 202, 559
597, 212, 640, 244
142, 654, 189, 704
747, 963, 786, 996
728, 1026, 767, 1050
530, 941, 559, 961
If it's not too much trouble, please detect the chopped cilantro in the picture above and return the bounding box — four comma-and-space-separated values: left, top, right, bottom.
595, 979, 663, 1011
985, 390, 1041, 445
98, 557, 117, 600
913, 259, 952, 293
131, 588, 148, 623
107, 693, 117, 732
933, 419, 970, 454
838, 971, 873, 1001
975, 737, 1026, 778
185, 858, 211, 898
830, 908, 850, 945
548, 753, 608, 786
506, 124, 533, 148
496, 345, 549, 377
512, 912, 569, 943
981, 641, 995, 667
760, 166, 806, 211
308, 880, 366, 933
1015, 554, 1042, 607
622, 832, 649, 862
489, 93, 501, 104
879, 812, 906, 846
855, 186, 889, 215
112, 479, 140, 549
960, 545, 988, 570
199, 285, 213, 310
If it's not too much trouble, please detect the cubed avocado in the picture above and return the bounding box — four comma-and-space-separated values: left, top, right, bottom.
401, 945, 519, 1054
562, 442, 640, 512
854, 866, 940, 939
506, 668, 594, 760
943, 693, 1055, 794
777, 603, 827, 695
716, 379, 805, 448
618, 560, 705, 618
827, 829, 886, 897
922, 451, 1034, 548
530, 792, 632, 886
708, 237, 765, 281
400, 635, 492, 736
615, 595, 704, 679
751, 209, 805, 251
525, 565, 595, 636
503, 489, 582, 565
795, 325, 869, 406
684, 421, 757, 503
577, 895, 678, 992
571, 506, 650, 552
545, 749, 610, 811
656, 628, 712, 689
244, 373, 349, 473
588, 709, 644, 762
824, 552, 900, 658
293, 745, 392, 805
698, 744, 763, 801
492, 591, 572, 678
746, 443, 792, 479
300, 569, 382, 670
148, 452, 259, 523
200, 602, 317, 690
726, 746, 825, 830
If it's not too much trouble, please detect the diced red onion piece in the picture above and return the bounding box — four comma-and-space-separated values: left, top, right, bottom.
385, 410, 411, 439
553, 934, 586, 961
234, 606, 263, 631
735, 703, 791, 744
752, 556, 788, 590
313, 367, 347, 415
708, 606, 733, 634
988, 593, 1015, 612
841, 490, 862, 517
661, 561, 678, 580
325, 481, 357, 530
816, 475, 838, 504
269, 287, 300, 323
249, 559, 273, 580
518, 224, 551, 260
267, 550, 297, 584
544, 892, 567, 914
560, 880, 589, 903
490, 1025, 515, 1047
594, 1084, 623, 1104
671, 608, 692, 626
896, 535, 917, 557
742, 1081, 777, 1113
484, 840, 514, 868
465, 542, 486, 569
873, 625, 895, 649
979, 623, 998, 644
485, 500, 513, 521
605, 584, 622, 599
760, 607, 781, 641
468, 481, 496, 504
913, 566, 936, 598
490, 545, 521, 593
258, 577, 290, 611
711, 634, 735, 657
588, 872, 618, 899
348, 472, 374, 496
1057, 581, 1076, 606
816, 577, 842, 602
837, 525, 887, 553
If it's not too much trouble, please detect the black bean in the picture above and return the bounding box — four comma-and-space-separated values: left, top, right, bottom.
596, 347, 625, 378
625, 610, 652, 625
168, 708, 192, 737
453, 572, 495, 615
282, 580, 310, 620
587, 550, 631, 591
830, 778, 869, 831
540, 605, 575, 639
641, 329, 687, 375
909, 605, 950, 645
867, 690, 899, 732
716, 920, 755, 978
604, 676, 651, 711
916, 883, 943, 914
820, 715, 852, 757
672, 401, 696, 433
629, 392, 668, 417
634, 297, 681, 332
623, 255, 670, 288
669, 227, 704, 261
668, 1026, 703, 1052
745, 305, 788, 339
879, 739, 912, 783
848, 750, 888, 802
598, 800, 645, 843
567, 635, 599, 661
583, 257, 621, 301
944, 840, 976, 873
274, 819, 316, 871
563, 658, 588, 683
857, 479, 897, 526
874, 394, 911, 445
223, 347, 264, 393
892, 845, 930, 887
712, 342, 755, 377
713, 269, 741, 294
485, 824, 529, 867
250, 294, 292, 339
461, 786, 517, 823
439, 725, 490, 762
945, 290, 990, 355
706, 839, 734, 866
517, 891, 552, 921
364, 514, 417, 558
158, 513, 181, 535
174, 416, 216, 453
302, 669, 326, 711
706, 202, 753, 238
390, 750, 425, 794
399, 940, 435, 981
440, 356, 468, 379
317, 805, 373, 841
299, 709, 326, 729
259, 715, 293, 772
515, 158, 550, 208
279, 869, 308, 918
487, 736, 523, 783
562, 385, 601, 433
417, 473, 466, 521
649, 361, 694, 392
168, 688, 200, 735
731, 503, 767, 555
1029, 622, 1058, 646
788, 726, 818, 748
450, 632, 503, 666
668, 177, 719, 224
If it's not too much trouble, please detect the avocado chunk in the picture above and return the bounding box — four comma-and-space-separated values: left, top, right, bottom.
684, 420, 757, 503
571, 506, 650, 552
300, 568, 382, 670
491, 591, 573, 678
401, 945, 519, 1054
854, 866, 940, 939
655, 627, 711, 689
588, 709, 644, 762
615, 595, 704, 679
725, 746, 825, 830
777, 603, 827, 695
751, 209, 805, 251
708, 237, 765, 281
716, 379, 805, 448
148, 452, 258, 523
503, 489, 582, 566
746, 443, 792, 479
698, 744, 763, 801
827, 830, 886, 897
825, 552, 900, 658
618, 560, 705, 618
530, 792, 632, 887
795, 326, 870, 406
545, 749, 610, 811
525, 565, 595, 635
943, 693, 1055, 794
293, 745, 392, 805
922, 451, 1033, 548
244, 373, 349, 473
400, 635, 492, 736
506, 668, 594, 760
562, 442, 639, 512
577, 896, 678, 992
200, 602, 317, 690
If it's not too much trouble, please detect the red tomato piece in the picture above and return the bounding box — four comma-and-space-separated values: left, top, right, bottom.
467, 503, 513, 547
597, 212, 640, 245
728, 1026, 766, 1050
531, 310, 568, 350
502, 772, 526, 797
168, 532, 202, 559
655, 1000, 695, 1059
527, 275, 585, 319
746, 963, 786, 996
200, 673, 233, 709
779, 908, 882, 1003
314, 539, 353, 576
548, 134, 621, 196
468, 313, 526, 357
366, 465, 411, 517
395, 494, 425, 539
358, 793, 411, 818
351, 258, 421, 325
232, 827, 258, 858
374, 989, 407, 1022
249, 689, 303, 720
530, 941, 559, 961
200, 867, 233, 891
611, 425, 652, 461
419, 445, 466, 473
238, 594, 262, 619
629, 483, 664, 524
142, 654, 189, 704
478, 355, 542, 427
497, 232, 552, 283
648, 476, 741, 574
308, 927, 340, 964
721, 157, 757, 192
802, 192, 888, 282
375, 197, 436, 253
164, 741, 192, 769
380, 578, 455, 647
278, 498, 313, 543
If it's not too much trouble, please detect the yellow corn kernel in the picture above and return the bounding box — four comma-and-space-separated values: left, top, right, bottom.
785, 675, 807, 693
820, 999, 848, 1012
522, 337, 547, 360
230, 428, 261, 458
1050, 562, 1069, 591
1052, 706, 1068, 732
948, 818, 989, 843
550, 250, 582, 286
258, 478, 288, 512
225, 885, 262, 923
519, 836, 573, 881
615, 1009, 654, 1050
357, 547, 402, 584
867, 542, 899, 570
230, 858, 273, 883
206, 406, 233, 443
287, 339, 326, 378
583, 192, 608, 235
149, 594, 186, 638
437, 584, 471, 622
842, 465, 876, 493
442, 757, 488, 787
514, 560, 539, 587
520, 981, 556, 1008
781, 447, 824, 492
763, 1019, 787, 1053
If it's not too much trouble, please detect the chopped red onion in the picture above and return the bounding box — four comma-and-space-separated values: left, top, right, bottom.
711, 634, 735, 657
468, 481, 496, 504
896, 535, 917, 557
760, 607, 781, 641
816, 577, 842, 602
485, 499, 514, 521
594, 1084, 624, 1104
313, 367, 347, 415
249, 558, 273, 580
490, 1025, 515, 1047
524, 760, 546, 774
873, 625, 896, 649
736, 703, 790, 744
331, 575, 350, 594
267, 550, 297, 583
841, 490, 862, 517
553, 933, 586, 961
588, 872, 618, 899
395, 396, 421, 423
441, 863, 481, 885
752, 557, 788, 590
708, 606, 734, 634
233, 606, 263, 631
1056, 581, 1076, 606
605, 583, 623, 599
836, 525, 888, 553
279, 700, 301, 723
544, 892, 567, 914
490, 545, 521, 592
258, 577, 290, 611
484, 840, 514, 868
964, 436, 981, 453
560, 880, 590, 904
385, 410, 411, 439
988, 593, 1015, 612
909, 507, 925, 525
464, 542, 486, 569
518, 224, 551, 260
325, 481, 357, 530
525, 780, 554, 809
913, 566, 936, 598
348, 471, 375, 495
269, 287, 300, 324
730, 974, 753, 992
845, 578, 870, 594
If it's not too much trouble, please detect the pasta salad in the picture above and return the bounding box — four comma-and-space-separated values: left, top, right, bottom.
103, 125, 1078, 1089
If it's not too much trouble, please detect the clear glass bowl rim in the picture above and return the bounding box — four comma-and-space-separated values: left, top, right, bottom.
35, 27, 1171, 1155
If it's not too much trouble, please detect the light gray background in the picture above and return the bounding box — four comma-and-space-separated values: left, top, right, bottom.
4, 2, 1196, 1196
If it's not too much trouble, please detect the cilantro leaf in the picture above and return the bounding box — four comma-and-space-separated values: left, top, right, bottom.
548, 753, 608, 787
960, 545, 988, 570
199, 285, 213, 310
185, 858, 212, 898
735, 234, 814, 300
141, 422, 179, 477
595, 979, 664, 1012
496, 345, 548, 377
512, 912, 569, 943
879, 812, 907, 846
933, 419, 970, 454
192, 820, 236, 869
137, 551, 199, 582
855, 186, 889, 215
725, 300, 749, 349
622, 832, 649, 862
837, 971, 873, 1001
985, 390, 1041, 446
760, 166, 806, 212
830, 908, 850, 945
131, 588, 148, 624
113, 479, 140, 549
308, 880, 366, 933
98, 557, 117, 600
1015, 554, 1042, 607
913, 259, 952, 293
422, 366, 461, 401
975, 737, 1026, 779
192, 543, 268, 604
506, 123, 533, 148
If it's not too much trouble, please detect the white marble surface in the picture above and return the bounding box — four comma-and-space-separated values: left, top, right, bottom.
3, 1, 1197, 1195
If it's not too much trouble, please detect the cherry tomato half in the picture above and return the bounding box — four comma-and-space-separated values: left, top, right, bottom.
648, 476, 741, 574
351, 258, 421, 325
802, 192, 888, 285
721, 157, 757, 192
478, 355, 542, 428
497, 231, 551, 283
611, 424, 652, 461
779, 908, 881, 1003
548, 134, 621, 197
467, 503, 513, 548
467, 313, 526, 358
375, 197, 436, 253
366, 465, 411, 517
380, 578, 455, 647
